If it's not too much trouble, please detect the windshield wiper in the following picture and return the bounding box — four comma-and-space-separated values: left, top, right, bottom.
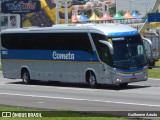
135, 62, 147, 67
131, 55, 147, 67
113, 63, 130, 69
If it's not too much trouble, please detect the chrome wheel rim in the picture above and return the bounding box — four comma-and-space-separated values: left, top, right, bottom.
89, 75, 96, 86
23, 72, 28, 83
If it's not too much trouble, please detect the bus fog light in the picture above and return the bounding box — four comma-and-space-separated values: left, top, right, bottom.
144, 75, 147, 79
117, 78, 121, 82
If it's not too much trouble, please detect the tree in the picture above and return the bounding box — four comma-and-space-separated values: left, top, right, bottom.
118, 10, 126, 16
133, 9, 140, 15
109, 4, 116, 17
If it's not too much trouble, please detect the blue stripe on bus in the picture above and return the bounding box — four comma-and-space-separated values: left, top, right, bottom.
116, 67, 144, 72
107, 31, 139, 37
1, 50, 100, 62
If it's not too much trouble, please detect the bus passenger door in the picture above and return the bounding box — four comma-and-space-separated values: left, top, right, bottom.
98, 43, 113, 84
99, 63, 112, 84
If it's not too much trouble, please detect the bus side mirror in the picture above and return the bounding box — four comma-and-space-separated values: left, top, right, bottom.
142, 37, 153, 57
142, 37, 152, 47
99, 40, 114, 54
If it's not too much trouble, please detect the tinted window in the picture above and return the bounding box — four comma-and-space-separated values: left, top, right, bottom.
91, 33, 112, 65
111, 35, 147, 68
1, 33, 93, 53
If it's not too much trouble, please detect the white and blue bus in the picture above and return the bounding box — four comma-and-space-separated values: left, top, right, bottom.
1, 24, 149, 87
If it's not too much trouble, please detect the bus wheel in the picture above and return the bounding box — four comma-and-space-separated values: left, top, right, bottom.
119, 83, 128, 88
87, 72, 97, 88
22, 70, 31, 84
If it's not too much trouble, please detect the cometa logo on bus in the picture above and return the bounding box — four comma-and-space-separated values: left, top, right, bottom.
52, 51, 75, 60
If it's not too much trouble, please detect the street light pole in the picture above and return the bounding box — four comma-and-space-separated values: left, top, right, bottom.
55, 0, 59, 24
129, 0, 134, 13
116, 0, 118, 13
145, 3, 150, 14
64, 0, 68, 24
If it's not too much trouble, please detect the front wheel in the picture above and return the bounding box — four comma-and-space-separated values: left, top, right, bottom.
22, 70, 31, 84
88, 72, 97, 88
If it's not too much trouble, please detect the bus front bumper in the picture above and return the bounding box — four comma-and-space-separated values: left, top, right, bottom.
112, 68, 148, 84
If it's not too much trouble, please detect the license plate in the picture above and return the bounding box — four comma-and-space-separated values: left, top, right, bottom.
130, 77, 137, 80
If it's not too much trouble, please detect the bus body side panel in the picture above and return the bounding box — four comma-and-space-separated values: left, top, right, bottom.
82, 63, 100, 82
54, 62, 66, 82
17, 61, 33, 79
66, 62, 80, 82
1, 60, 15, 79
98, 64, 113, 84
1, 59, 33, 80
43, 62, 55, 81
32, 62, 45, 81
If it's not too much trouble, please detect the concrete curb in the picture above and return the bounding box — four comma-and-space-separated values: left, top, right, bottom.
148, 78, 160, 80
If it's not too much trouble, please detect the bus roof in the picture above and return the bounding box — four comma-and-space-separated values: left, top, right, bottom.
1, 23, 139, 37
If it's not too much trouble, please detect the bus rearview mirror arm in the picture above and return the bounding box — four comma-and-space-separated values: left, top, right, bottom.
99, 40, 114, 54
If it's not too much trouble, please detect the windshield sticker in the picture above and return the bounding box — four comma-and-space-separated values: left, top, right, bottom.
108, 38, 112, 43
112, 37, 124, 41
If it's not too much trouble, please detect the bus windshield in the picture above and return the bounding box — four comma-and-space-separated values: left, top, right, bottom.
111, 35, 148, 69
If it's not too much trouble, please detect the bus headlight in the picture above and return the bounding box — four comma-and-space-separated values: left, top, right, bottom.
116, 78, 121, 82
144, 75, 147, 79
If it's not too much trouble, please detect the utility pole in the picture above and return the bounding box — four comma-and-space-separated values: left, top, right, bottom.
145, 2, 150, 14
65, 0, 68, 24
129, 0, 134, 13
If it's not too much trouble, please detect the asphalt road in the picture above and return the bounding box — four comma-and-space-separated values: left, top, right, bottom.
0, 72, 160, 115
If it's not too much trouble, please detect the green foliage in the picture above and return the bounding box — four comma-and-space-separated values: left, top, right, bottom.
133, 9, 140, 14
84, 9, 92, 18
148, 69, 160, 78
148, 60, 160, 78
109, 5, 116, 17
156, 59, 160, 66
118, 10, 126, 16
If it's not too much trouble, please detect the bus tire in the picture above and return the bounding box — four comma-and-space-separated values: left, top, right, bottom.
87, 71, 97, 88
21, 69, 31, 84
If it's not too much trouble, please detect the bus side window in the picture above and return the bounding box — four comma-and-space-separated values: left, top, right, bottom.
137, 45, 144, 54
49, 33, 94, 54
91, 33, 112, 66
72, 33, 94, 54
100, 43, 112, 65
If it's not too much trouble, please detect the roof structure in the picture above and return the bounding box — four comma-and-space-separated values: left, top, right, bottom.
71, 13, 79, 23
123, 11, 134, 19
79, 12, 90, 22
101, 12, 113, 21
132, 11, 141, 19
89, 12, 101, 21
113, 12, 124, 19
